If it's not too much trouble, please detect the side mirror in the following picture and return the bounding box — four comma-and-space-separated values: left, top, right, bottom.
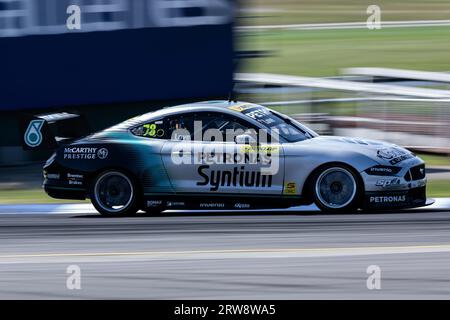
235, 134, 257, 144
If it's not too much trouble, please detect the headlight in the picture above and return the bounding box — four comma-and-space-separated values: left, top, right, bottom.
364, 165, 402, 176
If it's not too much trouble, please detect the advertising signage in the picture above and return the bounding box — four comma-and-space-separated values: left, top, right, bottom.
0, 0, 235, 110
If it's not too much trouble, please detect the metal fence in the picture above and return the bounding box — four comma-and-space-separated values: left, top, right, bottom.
237, 85, 450, 154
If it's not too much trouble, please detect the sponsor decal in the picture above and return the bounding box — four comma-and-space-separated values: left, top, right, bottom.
64, 147, 97, 160
377, 148, 400, 160
370, 167, 393, 173
46, 173, 60, 180
283, 182, 297, 195
196, 165, 273, 191
168, 119, 281, 176
63, 147, 108, 160
67, 173, 83, 179
147, 200, 163, 207
375, 178, 401, 188
234, 203, 251, 209
369, 195, 406, 203
389, 154, 413, 165
67, 173, 84, 185
1, 0, 232, 38
97, 148, 109, 160
199, 203, 225, 208
243, 107, 274, 125
24, 119, 45, 148
167, 201, 185, 207
240, 145, 280, 154
227, 104, 254, 112
365, 165, 402, 176
376, 147, 413, 165
195, 151, 272, 166
142, 123, 165, 138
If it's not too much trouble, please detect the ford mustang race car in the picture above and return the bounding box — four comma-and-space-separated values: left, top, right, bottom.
25, 101, 429, 215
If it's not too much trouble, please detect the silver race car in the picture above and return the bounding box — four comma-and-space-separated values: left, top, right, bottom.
38, 100, 429, 215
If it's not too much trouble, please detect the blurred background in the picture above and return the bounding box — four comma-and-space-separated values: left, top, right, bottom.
1, 0, 450, 203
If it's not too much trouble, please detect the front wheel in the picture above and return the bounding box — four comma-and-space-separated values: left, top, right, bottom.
90, 170, 139, 216
312, 165, 362, 213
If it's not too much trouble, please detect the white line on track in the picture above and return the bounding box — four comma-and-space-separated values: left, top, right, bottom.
2, 244, 450, 264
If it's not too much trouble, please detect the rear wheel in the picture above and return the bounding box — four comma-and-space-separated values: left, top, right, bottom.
312, 165, 362, 213
90, 170, 139, 216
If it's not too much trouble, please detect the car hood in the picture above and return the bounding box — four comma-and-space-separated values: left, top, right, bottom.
302, 136, 417, 166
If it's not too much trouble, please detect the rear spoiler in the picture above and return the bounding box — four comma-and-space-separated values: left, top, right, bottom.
21, 112, 90, 150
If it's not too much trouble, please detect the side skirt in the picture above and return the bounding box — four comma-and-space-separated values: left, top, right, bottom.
142, 193, 305, 211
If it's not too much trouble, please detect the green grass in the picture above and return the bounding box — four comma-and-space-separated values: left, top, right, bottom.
426, 180, 450, 198
0, 189, 86, 205
239, 26, 450, 77
241, 0, 450, 25
418, 153, 450, 167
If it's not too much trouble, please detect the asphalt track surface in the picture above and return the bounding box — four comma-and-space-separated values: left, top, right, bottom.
2, 203, 450, 299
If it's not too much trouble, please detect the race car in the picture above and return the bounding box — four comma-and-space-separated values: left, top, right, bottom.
24, 100, 429, 215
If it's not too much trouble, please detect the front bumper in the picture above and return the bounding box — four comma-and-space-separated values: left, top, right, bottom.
361, 160, 428, 209
364, 186, 427, 210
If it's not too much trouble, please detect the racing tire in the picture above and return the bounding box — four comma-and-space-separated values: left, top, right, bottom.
90, 170, 139, 216
311, 165, 363, 213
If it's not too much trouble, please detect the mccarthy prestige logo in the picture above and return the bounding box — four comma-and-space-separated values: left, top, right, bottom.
63, 147, 108, 160
97, 148, 109, 160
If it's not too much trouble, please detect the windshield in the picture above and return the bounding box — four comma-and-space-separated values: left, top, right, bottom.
240, 106, 318, 142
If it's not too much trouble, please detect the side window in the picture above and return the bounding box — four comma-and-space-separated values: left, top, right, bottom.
194, 112, 257, 142
165, 112, 237, 141
133, 112, 260, 142
167, 114, 195, 141
219, 118, 250, 132
131, 119, 167, 139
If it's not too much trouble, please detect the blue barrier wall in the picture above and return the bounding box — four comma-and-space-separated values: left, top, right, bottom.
0, 0, 234, 110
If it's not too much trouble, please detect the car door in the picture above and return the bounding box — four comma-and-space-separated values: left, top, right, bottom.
161, 111, 285, 195
129, 118, 174, 195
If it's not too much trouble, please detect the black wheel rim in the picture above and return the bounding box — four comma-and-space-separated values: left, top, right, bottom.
94, 172, 133, 213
